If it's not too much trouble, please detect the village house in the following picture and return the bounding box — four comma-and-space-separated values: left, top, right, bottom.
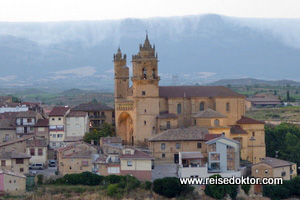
71, 102, 115, 130
48, 106, 70, 149
26, 139, 48, 165
147, 126, 221, 164
178, 136, 242, 178
0, 151, 31, 174
0, 135, 34, 153
15, 110, 43, 137
0, 96, 12, 104
0, 102, 28, 114
120, 147, 154, 181
93, 154, 121, 176
64, 111, 89, 144
252, 157, 297, 181
113, 35, 266, 164
34, 118, 49, 144
56, 142, 99, 175
0, 169, 26, 195
0, 112, 18, 143
100, 137, 122, 148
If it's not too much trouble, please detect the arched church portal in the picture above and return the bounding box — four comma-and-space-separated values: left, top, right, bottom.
118, 112, 134, 145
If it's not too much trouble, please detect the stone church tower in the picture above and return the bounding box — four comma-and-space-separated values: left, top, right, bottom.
114, 35, 160, 146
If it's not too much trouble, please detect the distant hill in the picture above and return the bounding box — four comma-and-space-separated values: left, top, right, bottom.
209, 78, 300, 86
1, 14, 300, 89
16, 88, 45, 95
62, 88, 88, 96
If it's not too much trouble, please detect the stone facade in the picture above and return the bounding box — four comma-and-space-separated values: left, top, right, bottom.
114, 35, 266, 164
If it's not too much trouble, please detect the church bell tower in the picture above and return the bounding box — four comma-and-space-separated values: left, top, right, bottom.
114, 48, 129, 101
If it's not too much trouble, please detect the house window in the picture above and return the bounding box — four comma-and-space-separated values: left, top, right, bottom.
38, 149, 43, 156
226, 103, 230, 112
214, 119, 220, 126
252, 132, 255, 137
30, 148, 35, 156
27, 118, 32, 123
142, 68, 147, 79
52, 118, 55, 121
53, 134, 57, 138
255, 169, 258, 173
57, 134, 63, 138
49, 125, 56, 130
142, 91, 146, 96
57, 125, 64, 131
282, 172, 286, 177
210, 153, 220, 161
176, 143, 180, 149
1, 160, 6, 166
144, 109, 147, 113
112, 112, 115, 118
20, 168, 24, 172
125, 151, 131, 154
177, 104, 182, 114
161, 143, 166, 150
197, 143, 202, 149
200, 102, 205, 111
144, 121, 146, 125
162, 153, 165, 158
58, 118, 61, 121
16, 159, 24, 164
127, 161, 132, 166
265, 170, 269, 174
167, 121, 171, 129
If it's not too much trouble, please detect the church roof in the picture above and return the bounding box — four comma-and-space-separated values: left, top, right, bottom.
147, 126, 209, 142
237, 116, 265, 124
193, 109, 227, 118
157, 112, 178, 119
159, 86, 245, 98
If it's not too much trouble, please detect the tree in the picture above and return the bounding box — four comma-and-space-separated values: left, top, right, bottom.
91, 98, 98, 103
287, 90, 290, 102
83, 123, 114, 145
274, 90, 277, 96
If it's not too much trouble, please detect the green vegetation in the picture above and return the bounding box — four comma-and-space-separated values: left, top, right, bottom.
204, 175, 238, 199
53, 172, 104, 186
263, 176, 300, 200
241, 184, 251, 195
153, 177, 194, 198
246, 107, 300, 121
83, 123, 114, 145
265, 123, 300, 171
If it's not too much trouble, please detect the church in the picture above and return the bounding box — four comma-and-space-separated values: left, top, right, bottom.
114, 35, 266, 164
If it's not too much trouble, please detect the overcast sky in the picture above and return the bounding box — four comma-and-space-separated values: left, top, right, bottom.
0, 0, 299, 22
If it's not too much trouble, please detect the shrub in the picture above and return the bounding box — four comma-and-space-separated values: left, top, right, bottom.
144, 181, 152, 190
37, 174, 44, 185
53, 172, 103, 186
105, 174, 123, 184
153, 177, 182, 198
107, 184, 124, 199
125, 175, 140, 192
204, 175, 238, 199
241, 184, 251, 195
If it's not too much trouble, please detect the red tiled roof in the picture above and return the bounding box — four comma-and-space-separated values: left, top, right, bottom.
193, 109, 227, 118
67, 111, 87, 117
237, 116, 265, 124
101, 137, 122, 144
159, 86, 245, 98
49, 106, 70, 116
230, 125, 248, 134
120, 148, 154, 160
35, 119, 49, 127
0, 135, 34, 147
255, 157, 295, 168
26, 139, 47, 147
204, 134, 222, 141
157, 112, 178, 119
181, 152, 204, 159
71, 103, 114, 112
16, 110, 39, 118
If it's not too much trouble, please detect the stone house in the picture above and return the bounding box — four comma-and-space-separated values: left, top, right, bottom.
0, 151, 31, 174
0, 169, 26, 195
252, 157, 297, 180
26, 139, 48, 165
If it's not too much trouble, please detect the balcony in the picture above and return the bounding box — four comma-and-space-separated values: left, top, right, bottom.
116, 101, 133, 111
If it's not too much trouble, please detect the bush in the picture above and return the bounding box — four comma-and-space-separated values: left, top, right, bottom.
107, 184, 124, 199
144, 181, 152, 190
241, 184, 251, 195
37, 174, 44, 185
204, 175, 238, 199
153, 177, 182, 198
125, 175, 140, 192
53, 172, 104, 186
105, 174, 123, 184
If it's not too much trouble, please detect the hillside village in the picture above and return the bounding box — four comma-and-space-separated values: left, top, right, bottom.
0, 36, 299, 199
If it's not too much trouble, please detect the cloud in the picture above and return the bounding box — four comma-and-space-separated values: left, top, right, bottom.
197, 72, 216, 78
52, 66, 97, 77
0, 75, 17, 81
105, 68, 114, 73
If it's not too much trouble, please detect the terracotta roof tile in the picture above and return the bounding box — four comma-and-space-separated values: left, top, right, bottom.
16, 110, 39, 118
237, 116, 265, 124
204, 134, 222, 141
26, 139, 47, 147
49, 106, 70, 116
71, 103, 114, 112
181, 152, 204, 159
34, 119, 49, 127
120, 148, 154, 160
230, 125, 248, 134
159, 86, 245, 98
0, 151, 31, 159
255, 157, 295, 168
147, 126, 209, 141
0, 135, 34, 147
101, 137, 122, 144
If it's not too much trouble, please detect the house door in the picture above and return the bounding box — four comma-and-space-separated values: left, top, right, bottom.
174, 154, 179, 163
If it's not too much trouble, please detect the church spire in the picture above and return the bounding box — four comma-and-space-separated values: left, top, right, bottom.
142, 32, 152, 50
